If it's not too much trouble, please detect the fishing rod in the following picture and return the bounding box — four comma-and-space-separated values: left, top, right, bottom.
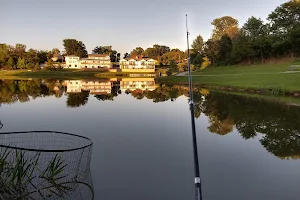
186, 14, 203, 200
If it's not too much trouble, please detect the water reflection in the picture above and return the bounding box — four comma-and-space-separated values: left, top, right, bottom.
1, 79, 300, 159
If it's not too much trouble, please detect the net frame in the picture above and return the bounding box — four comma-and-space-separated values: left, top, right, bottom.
0, 131, 94, 200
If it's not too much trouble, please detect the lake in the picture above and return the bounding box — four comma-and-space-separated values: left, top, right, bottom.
0, 78, 300, 200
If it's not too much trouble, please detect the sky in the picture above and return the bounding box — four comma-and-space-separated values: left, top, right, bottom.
0, 0, 287, 55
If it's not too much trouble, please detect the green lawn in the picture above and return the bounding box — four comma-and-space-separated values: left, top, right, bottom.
0, 69, 155, 80
192, 62, 292, 75
159, 62, 300, 92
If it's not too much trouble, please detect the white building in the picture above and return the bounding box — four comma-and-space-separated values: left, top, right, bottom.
120, 78, 156, 91
80, 54, 111, 69
65, 55, 80, 69
119, 56, 155, 72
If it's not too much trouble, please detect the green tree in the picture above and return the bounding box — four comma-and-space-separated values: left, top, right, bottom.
63, 39, 88, 57
43, 59, 54, 71
6, 57, 15, 70
92, 46, 112, 54
33, 63, 41, 71
268, 0, 300, 35
130, 47, 144, 58
203, 39, 219, 65
191, 35, 204, 54
217, 35, 233, 65
167, 60, 177, 75
211, 16, 239, 40
26, 62, 34, 70
143, 44, 170, 62
242, 17, 267, 39
17, 58, 26, 69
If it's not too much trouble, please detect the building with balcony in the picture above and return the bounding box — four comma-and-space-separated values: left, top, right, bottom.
80, 54, 111, 70
119, 56, 155, 72
65, 56, 81, 69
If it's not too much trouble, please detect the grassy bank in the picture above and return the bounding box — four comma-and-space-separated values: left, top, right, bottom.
0, 69, 155, 80
159, 62, 300, 93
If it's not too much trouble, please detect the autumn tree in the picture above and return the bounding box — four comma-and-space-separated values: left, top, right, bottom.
160, 49, 185, 65
211, 16, 239, 40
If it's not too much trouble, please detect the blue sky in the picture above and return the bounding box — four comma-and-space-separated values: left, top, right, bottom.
1, 0, 286, 55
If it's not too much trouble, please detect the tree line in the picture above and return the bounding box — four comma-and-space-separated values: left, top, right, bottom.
0, 1, 298, 71
125, 0, 300, 70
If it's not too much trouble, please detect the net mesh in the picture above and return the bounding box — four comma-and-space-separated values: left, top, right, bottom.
0, 131, 93, 200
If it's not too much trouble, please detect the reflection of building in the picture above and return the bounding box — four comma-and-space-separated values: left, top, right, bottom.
64, 80, 82, 93
64, 54, 111, 69
80, 54, 111, 69
81, 80, 112, 94
119, 57, 155, 72
64, 80, 112, 94
120, 78, 156, 91
65, 56, 81, 69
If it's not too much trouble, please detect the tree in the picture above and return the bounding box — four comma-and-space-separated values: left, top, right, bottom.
17, 58, 26, 69
160, 49, 185, 65
43, 59, 54, 71
167, 60, 177, 75
6, 57, 15, 70
33, 63, 41, 71
203, 39, 219, 65
123, 52, 130, 59
92, 46, 112, 54
242, 17, 267, 39
211, 16, 239, 40
63, 39, 88, 57
143, 44, 170, 62
191, 35, 204, 54
217, 35, 233, 65
268, 0, 300, 35
26, 62, 34, 70
200, 56, 211, 70
130, 47, 144, 58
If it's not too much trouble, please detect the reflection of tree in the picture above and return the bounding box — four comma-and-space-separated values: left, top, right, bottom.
0, 79, 59, 104
94, 85, 119, 101
67, 91, 89, 108
208, 116, 234, 135
203, 92, 300, 159
131, 89, 144, 100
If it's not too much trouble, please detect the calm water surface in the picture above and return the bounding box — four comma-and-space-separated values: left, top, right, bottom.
0, 79, 300, 200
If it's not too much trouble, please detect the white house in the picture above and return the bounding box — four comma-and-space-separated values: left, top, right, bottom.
80, 54, 111, 69
65, 55, 80, 69
119, 56, 155, 72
